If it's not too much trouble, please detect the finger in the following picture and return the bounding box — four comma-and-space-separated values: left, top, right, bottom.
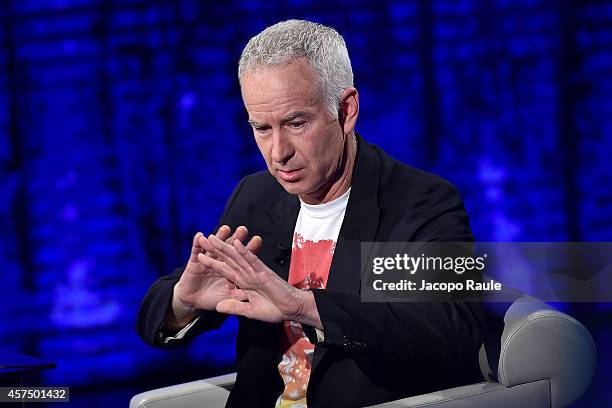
229, 288, 248, 302
199, 235, 218, 258
188, 232, 204, 262
245, 235, 262, 253
195, 235, 222, 273
201, 235, 246, 280
199, 225, 232, 254
199, 233, 224, 261
198, 225, 233, 257
215, 225, 232, 241
216, 298, 251, 318
202, 226, 248, 260
205, 234, 245, 273
210, 235, 254, 273
230, 226, 249, 244
197, 251, 236, 282
233, 239, 266, 268
202, 234, 235, 262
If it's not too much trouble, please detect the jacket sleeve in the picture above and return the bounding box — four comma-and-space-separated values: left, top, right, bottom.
310, 181, 483, 367
136, 176, 248, 348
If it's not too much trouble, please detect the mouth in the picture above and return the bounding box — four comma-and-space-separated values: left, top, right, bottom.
276, 168, 304, 182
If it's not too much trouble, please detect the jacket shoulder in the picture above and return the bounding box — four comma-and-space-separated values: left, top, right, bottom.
368, 144, 472, 241
372, 145, 461, 204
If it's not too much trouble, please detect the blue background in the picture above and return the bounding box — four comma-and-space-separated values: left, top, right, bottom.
0, 0, 610, 406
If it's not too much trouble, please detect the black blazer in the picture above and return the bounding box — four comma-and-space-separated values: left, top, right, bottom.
137, 135, 484, 408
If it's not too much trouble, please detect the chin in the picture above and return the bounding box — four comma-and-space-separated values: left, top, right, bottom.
279, 179, 320, 198
275, 178, 303, 195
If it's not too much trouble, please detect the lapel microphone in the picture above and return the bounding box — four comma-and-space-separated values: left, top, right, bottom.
274, 244, 291, 266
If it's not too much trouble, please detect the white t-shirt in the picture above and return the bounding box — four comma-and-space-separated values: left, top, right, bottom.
275, 188, 351, 408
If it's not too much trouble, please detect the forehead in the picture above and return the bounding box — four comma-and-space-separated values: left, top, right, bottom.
240, 59, 324, 120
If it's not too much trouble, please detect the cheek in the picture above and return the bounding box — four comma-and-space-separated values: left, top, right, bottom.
303, 128, 332, 155
312, 132, 343, 168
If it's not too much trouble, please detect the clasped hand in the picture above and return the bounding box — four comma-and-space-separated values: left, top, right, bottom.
197, 229, 305, 323
172, 225, 320, 329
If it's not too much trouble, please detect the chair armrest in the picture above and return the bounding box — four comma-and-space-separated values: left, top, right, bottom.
498, 296, 596, 407
129, 372, 236, 408
366, 380, 551, 408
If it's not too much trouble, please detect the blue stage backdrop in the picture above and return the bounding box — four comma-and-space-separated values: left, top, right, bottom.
0, 0, 610, 405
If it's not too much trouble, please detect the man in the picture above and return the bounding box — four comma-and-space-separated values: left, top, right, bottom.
137, 20, 484, 408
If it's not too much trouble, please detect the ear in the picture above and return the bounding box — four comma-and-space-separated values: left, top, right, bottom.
338, 87, 359, 135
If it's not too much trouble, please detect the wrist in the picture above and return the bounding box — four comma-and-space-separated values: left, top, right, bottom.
293, 290, 323, 330
166, 285, 198, 331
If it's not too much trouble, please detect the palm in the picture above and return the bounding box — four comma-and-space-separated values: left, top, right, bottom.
237, 289, 287, 323
200, 232, 321, 330
174, 226, 261, 312
178, 262, 236, 311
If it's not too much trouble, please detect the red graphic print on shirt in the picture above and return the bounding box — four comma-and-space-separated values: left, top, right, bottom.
276, 232, 335, 407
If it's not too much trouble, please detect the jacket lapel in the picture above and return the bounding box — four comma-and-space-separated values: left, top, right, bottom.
310, 134, 382, 381
258, 190, 300, 281
326, 135, 381, 295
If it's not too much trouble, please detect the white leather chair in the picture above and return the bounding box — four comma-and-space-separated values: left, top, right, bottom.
130, 295, 596, 408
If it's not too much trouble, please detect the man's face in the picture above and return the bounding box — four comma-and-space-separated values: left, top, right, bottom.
240, 58, 346, 201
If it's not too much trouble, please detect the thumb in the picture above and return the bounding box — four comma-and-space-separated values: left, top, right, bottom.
188, 232, 204, 263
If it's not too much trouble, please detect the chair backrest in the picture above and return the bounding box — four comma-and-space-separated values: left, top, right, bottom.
479, 295, 597, 408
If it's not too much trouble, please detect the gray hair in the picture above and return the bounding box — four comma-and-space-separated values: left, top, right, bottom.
238, 19, 354, 119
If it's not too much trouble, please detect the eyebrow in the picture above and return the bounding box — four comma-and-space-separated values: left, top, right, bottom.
248, 111, 311, 128
281, 111, 310, 123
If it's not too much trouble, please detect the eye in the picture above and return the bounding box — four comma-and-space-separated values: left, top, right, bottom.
253, 125, 271, 135
288, 121, 305, 129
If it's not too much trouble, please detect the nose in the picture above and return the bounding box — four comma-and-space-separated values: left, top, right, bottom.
271, 130, 294, 165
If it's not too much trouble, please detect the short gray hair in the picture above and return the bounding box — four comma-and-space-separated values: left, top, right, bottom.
238, 19, 354, 119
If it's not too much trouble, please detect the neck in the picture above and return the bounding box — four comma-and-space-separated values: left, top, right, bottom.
300, 133, 357, 205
